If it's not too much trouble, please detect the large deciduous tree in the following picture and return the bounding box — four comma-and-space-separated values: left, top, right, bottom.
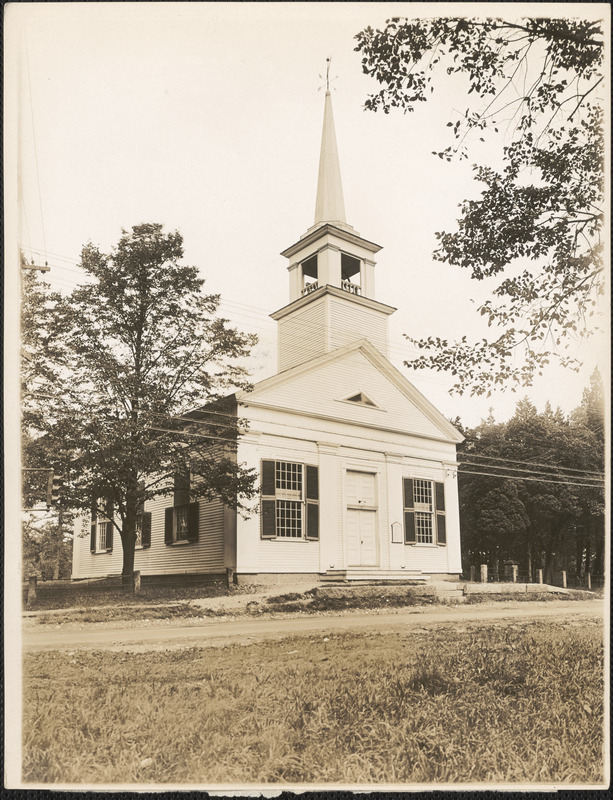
22, 224, 258, 583
355, 16, 605, 395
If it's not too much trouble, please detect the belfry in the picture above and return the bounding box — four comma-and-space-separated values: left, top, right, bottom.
272, 87, 396, 373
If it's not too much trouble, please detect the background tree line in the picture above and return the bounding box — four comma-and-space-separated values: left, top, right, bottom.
455, 369, 605, 583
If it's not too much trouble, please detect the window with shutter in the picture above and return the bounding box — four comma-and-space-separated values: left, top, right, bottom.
403, 478, 440, 545
260, 460, 319, 541
165, 471, 199, 545
92, 497, 114, 553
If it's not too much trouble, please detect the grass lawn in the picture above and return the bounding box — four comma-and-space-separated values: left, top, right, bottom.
22, 618, 605, 786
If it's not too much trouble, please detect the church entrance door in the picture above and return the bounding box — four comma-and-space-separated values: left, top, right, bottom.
345, 471, 378, 567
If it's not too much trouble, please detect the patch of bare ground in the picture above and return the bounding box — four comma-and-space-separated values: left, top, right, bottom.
22, 618, 604, 785
23, 578, 267, 611
26, 583, 598, 627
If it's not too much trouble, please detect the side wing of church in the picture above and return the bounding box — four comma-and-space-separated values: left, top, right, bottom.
72, 88, 463, 584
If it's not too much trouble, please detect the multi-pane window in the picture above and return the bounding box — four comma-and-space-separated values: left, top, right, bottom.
164, 469, 199, 546
276, 500, 303, 538
97, 520, 110, 551
276, 461, 303, 495
415, 512, 433, 544
91, 497, 114, 554
135, 515, 143, 547
413, 479, 434, 544
275, 462, 303, 537
403, 478, 446, 546
261, 460, 319, 541
175, 505, 190, 541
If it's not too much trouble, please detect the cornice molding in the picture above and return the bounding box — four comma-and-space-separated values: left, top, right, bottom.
280, 223, 382, 259
270, 284, 396, 321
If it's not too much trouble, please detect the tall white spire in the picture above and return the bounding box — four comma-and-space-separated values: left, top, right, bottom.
314, 88, 347, 227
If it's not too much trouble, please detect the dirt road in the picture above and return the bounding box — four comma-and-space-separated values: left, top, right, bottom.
22, 598, 604, 652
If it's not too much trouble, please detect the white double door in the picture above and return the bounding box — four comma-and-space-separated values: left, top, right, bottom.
345, 471, 378, 567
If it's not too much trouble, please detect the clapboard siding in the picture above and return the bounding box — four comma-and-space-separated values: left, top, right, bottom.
258, 540, 320, 573
72, 493, 226, 579
328, 296, 387, 356
71, 512, 122, 579
247, 350, 445, 439
278, 299, 326, 371
403, 544, 451, 574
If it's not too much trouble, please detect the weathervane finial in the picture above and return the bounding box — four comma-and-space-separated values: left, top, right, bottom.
318, 56, 337, 93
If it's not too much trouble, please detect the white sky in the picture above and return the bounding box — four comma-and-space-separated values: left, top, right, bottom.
5, 1, 610, 428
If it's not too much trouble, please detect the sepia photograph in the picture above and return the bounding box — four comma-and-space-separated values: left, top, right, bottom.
4, 1, 610, 791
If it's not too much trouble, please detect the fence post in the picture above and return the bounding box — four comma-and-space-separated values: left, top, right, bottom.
537, 569, 543, 585
133, 571, 141, 593
512, 564, 518, 583
480, 564, 488, 583
27, 575, 37, 605
226, 567, 234, 589
587, 573, 592, 590
561, 570, 567, 589
470, 565, 476, 583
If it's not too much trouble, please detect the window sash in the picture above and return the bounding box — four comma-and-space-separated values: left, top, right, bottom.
175, 504, 190, 541
135, 514, 143, 547
275, 500, 303, 538
97, 521, 110, 551
414, 512, 434, 544
275, 461, 303, 499
413, 479, 433, 511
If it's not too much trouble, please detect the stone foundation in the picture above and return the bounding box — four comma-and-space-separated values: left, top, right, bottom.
235, 573, 321, 587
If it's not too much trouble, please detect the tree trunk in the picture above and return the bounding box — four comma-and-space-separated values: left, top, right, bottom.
544, 545, 555, 585
593, 527, 604, 577
121, 482, 139, 588
585, 534, 591, 576
53, 507, 63, 581
575, 535, 584, 577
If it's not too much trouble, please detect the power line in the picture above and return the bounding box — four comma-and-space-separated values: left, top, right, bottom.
458, 467, 604, 489
461, 452, 604, 478
24, 409, 607, 486
24, 397, 606, 482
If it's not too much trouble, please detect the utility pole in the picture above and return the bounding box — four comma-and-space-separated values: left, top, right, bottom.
21, 259, 50, 272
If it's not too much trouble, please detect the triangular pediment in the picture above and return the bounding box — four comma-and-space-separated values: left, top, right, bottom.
237, 340, 463, 443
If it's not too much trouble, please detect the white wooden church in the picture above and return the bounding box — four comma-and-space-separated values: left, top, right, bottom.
72, 89, 464, 584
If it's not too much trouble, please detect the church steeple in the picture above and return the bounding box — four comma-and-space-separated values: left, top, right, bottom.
272, 71, 396, 373
314, 89, 347, 229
